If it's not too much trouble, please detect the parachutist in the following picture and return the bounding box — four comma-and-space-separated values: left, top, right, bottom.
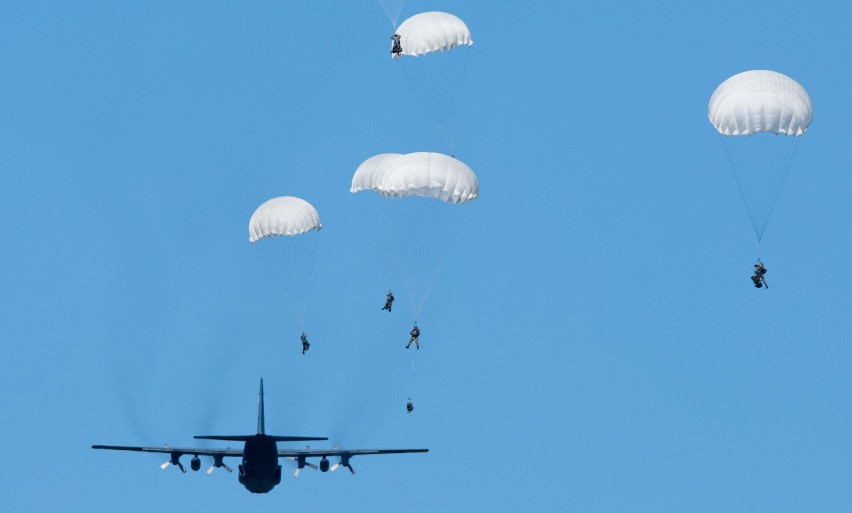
301, 332, 310, 354
250, 197, 322, 346
406, 400, 414, 413
382, 290, 394, 312
390, 33, 402, 58
405, 323, 420, 350
751, 261, 768, 289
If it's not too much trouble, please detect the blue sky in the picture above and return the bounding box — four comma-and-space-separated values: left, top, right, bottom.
1, 1, 851, 511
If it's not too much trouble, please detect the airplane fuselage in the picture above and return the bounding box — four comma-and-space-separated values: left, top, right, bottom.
238, 435, 282, 493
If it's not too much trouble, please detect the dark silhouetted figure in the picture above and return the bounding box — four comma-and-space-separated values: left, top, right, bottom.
391, 33, 402, 58
406, 400, 414, 413
301, 332, 310, 354
405, 323, 420, 349
382, 290, 395, 312
751, 261, 768, 289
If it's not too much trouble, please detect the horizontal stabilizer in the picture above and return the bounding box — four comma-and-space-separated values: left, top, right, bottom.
194, 435, 328, 442
194, 435, 254, 442
268, 435, 329, 442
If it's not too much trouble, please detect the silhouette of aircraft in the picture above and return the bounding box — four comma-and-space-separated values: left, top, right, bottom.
92, 379, 428, 493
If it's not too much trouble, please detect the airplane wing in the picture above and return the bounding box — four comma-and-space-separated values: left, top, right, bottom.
277, 448, 428, 458
278, 448, 428, 475
92, 445, 243, 457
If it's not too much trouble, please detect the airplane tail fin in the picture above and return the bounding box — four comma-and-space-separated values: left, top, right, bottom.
192, 378, 327, 443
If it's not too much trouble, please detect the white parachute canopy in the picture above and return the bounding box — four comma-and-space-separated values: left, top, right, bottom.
396, 12, 473, 57
249, 196, 321, 330
249, 196, 322, 242
353, 152, 479, 204
352, 153, 478, 318
375, 152, 479, 203
351, 153, 403, 194
392, 12, 473, 152
708, 70, 812, 137
708, 70, 812, 242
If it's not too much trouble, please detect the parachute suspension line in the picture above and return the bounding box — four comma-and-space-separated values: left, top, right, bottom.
288, 234, 312, 330
720, 133, 800, 242
721, 136, 754, 238
287, 235, 310, 329
392, 195, 424, 260
401, 48, 471, 152
378, 0, 405, 29
444, 48, 471, 153
256, 233, 318, 331
435, 47, 471, 153
366, 192, 397, 290
395, 198, 430, 319
399, 201, 470, 319
380, 196, 421, 299
399, 197, 467, 320
755, 133, 799, 241
381, 196, 427, 318
408, 359, 415, 402
369, 194, 432, 315
297, 233, 319, 330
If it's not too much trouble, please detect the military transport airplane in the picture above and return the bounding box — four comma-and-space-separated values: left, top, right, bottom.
92, 379, 428, 493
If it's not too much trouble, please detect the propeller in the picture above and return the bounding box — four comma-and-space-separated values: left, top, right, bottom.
206, 454, 233, 475
290, 446, 319, 478
293, 458, 318, 478
161, 451, 186, 473
330, 455, 356, 475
